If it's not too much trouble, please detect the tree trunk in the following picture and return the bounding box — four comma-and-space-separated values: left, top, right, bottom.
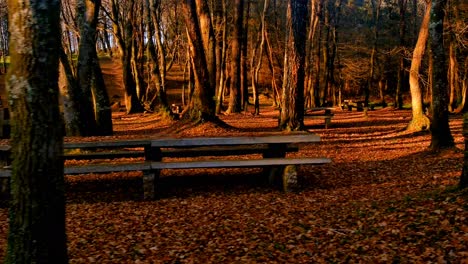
407, 0, 431, 131
77, 0, 112, 136
195, 0, 217, 93
59, 48, 82, 136
110, 0, 144, 114
251, 0, 270, 116
448, 41, 460, 112
461, 112, 468, 188
181, 0, 216, 122
395, 0, 407, 109
366, 0, 382, 108
147, 0, 170, 114
76, 0, 98, 135
304, 0, 320, 108
279, 0, 307, 131
214, 0, 227, 114
226, 0, 244, 114
429, 0, 454, 150
5, 0, 68, 262
241, 0, 251, 111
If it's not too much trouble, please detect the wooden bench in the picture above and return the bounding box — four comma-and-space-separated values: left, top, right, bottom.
0, 133, 331, 200
304, 107, 334, 128
341, 100, 376, 111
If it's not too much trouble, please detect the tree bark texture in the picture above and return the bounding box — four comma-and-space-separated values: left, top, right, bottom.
6, 0, 68, 263
279, 0, 307, 131
182, 0, 216, 121
395, 0, 407, 109
111, 0, 144, 114
407, 0, 431, 131
429, 0, 454, 149
226, 0, 244, 114
195, 0, 217, 93
77, 0, 113, 136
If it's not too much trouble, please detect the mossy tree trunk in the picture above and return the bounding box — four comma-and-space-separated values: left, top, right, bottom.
279, 0, 307, 131
5, 0, 68, 263
429, 0, 454, 150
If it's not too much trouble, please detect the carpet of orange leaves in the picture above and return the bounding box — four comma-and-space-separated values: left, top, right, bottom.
0, 107, 467, 263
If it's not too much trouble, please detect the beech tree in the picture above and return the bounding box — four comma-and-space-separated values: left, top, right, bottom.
76, 0, 113, 136
226, 0, 244, 114
279, 0, 307, 131
59, 0, 113, 136
181, 0, 217, 122
5, 0, 68, 262
108, 0, 145, 114
407, 0, 431, 131
429, 0, 454, 149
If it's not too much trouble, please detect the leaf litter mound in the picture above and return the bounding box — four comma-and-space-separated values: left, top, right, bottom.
0, 107, 467, 263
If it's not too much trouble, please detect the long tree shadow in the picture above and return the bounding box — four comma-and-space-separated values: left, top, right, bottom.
302, 149, 462, 192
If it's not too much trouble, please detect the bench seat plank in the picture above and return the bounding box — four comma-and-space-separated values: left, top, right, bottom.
151, 157, 331, 169
65, 151, 145, 160
151, 134, 320, 148
65, 139, 151, 149
65, 162, 151, 175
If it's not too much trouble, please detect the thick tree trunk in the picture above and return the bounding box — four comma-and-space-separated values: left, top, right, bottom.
6, 0, 68, 262
77, 0, 99, 135
181, 0, 216, 122
407, 0, 431, 131
147, 0, 170, 114
226, 0, 244, 114
111, 0, 144, 114
59, 49, 82, 136
195, 0, 217, 92
429, 0, 454, 150
279, 0, 307, 131
77, 0, 112, 136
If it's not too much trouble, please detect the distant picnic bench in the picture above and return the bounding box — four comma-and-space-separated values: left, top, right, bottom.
0, 133, 331, 200
304, 107, 335, 129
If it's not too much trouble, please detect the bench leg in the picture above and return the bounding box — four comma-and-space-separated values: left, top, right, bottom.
0, 178, 9, 206
142, 170, 160, 200
324, 117, 331, 129
267, 166, 284, 187
282, 165, 299, 192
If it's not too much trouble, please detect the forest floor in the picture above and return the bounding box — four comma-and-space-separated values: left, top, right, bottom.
0, 59, 467, 263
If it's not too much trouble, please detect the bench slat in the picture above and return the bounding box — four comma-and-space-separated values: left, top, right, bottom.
151, 134, 320, 148
151, 157, 331, 169
64, 140, 151, 149
162, 144, 299, 157
65, 151, 144, 160
65, 162, 151, 175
